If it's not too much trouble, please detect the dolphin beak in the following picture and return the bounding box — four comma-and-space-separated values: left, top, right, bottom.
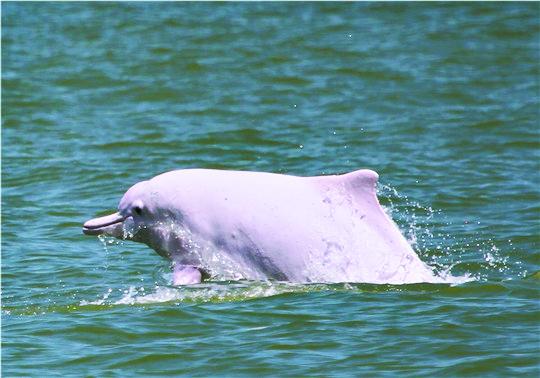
83, 212, 126, 236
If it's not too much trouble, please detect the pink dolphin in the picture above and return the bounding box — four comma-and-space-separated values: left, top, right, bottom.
83, 169, 439, 285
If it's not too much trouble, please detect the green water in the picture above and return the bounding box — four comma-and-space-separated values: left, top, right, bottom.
2, 2, 539, 376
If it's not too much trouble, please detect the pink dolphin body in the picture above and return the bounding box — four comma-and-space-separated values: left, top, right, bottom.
83, 169, 439, 285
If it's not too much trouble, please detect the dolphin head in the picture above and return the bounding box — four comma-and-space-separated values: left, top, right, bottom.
83, 180, 160, 242
83, 175, 204, 276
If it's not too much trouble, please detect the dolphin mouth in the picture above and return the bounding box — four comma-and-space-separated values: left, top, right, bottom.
83, 212, 125, 236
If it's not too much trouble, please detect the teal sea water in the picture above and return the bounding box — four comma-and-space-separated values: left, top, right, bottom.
2, 2, 539, 376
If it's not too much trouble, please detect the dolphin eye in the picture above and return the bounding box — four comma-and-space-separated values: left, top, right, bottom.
133, 206, 143, 216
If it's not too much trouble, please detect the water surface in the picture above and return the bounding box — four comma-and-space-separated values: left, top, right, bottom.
2, 3, 539, 376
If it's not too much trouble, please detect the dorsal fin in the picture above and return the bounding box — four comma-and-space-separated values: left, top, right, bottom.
312, 169, 379, 199
336, 169, 379, 196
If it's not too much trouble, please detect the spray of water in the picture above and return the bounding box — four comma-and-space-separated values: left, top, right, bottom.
377, 183, 517, 281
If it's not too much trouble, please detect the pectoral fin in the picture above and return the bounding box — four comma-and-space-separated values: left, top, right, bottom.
172, 264, 202, 285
